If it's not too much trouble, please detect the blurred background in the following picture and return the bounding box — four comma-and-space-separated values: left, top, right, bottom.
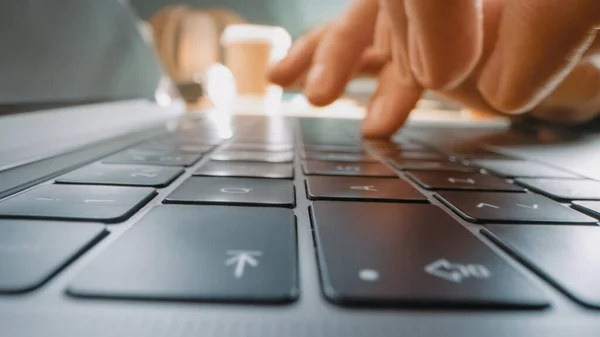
131, 0, 347, 39
126, 0, 490, 122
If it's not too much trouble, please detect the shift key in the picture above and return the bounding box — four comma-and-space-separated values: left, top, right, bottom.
68, 205, 298, 303
310, 202, 548, 308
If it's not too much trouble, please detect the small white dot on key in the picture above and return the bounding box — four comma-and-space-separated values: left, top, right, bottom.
359, 269, 380, 282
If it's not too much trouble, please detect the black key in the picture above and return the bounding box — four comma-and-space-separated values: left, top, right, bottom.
302, 151, 379, 163
367, 140, 428, 153
303, 161, 397, 177
392, 160, 477, 172
306, 176, 427, 202
407, 171, 524, 192
470, 159, 578, 178
103, 151, 201, 167
0, 220, 105, 293
484, 225, 600, 308
0, 184, 156, 223
68, 205, 297, 303
165, 177, 294, 207
301, 138, 359, 147
162, 133, 225, 145
442, 147, 507, 159
56, 164, 183, 187
302, 144, 363, 153
211, 151, 294, 163
225, 143, 293, 152
391, 151, 445, 161
572, 201, 600, 218
194, 162, 293, 179
129, 142, 213, 154
436, 191, 596, 224
311, 202, 548, 308
516, 178, 600, 201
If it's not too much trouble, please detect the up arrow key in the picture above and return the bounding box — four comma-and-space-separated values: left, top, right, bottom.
225, 250, 262, 279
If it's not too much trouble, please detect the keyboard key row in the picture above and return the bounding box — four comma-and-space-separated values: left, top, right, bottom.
392, 160, 476, 172
195, 162, 293, 179
224, 142, 293, 152
103, 151, 201, 167
130, 142, 213, 154
301, 151, 379, 163
211, 151, 294, 163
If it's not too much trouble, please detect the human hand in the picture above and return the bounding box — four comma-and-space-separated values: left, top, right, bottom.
269, 0, 600, 138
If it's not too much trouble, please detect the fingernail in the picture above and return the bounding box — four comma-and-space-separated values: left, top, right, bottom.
362, 96, 387, 136
304, 64, 333, 103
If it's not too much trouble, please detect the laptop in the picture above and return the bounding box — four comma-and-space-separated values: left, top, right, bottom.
1, 1, 600, 336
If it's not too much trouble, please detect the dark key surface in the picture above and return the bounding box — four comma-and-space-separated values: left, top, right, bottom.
516, 178, 600, 201
306, 176, 427, 202
367, 140, 428, 153
484, 225, 600, 308
391, 160, 477, 172
391, 151, 445, 161
303, 161, 397, 177
165, 177, 294, 207
68, 205, 297, 303
311, 202, 548, 308
129, 142, 213, 154
195, 162, 293, 179
302, 152, 378, 163
161, 133, 225, 145
436, 191, 597, 224
470, 159, 579, 178
56, 164, 183, 187
572, 201, 600, 218
211, 151, 294, 163
302, 144, 363, 153
442, 147, 508, 159
407, 171, 524, 192
225, 143, 293, 152
103, 151, 201, 167
0, 220, 105, 293
0, 185, 156, 223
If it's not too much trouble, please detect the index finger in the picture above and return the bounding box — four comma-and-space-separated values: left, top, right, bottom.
303, 0, 379, 106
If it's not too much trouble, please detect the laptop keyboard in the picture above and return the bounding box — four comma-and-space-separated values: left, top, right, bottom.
1, 116, 600, 310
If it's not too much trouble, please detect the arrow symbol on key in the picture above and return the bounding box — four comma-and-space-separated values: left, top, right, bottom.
477, 203, 500, 209
225, 250, 262, 279
517, 203, 539, 210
